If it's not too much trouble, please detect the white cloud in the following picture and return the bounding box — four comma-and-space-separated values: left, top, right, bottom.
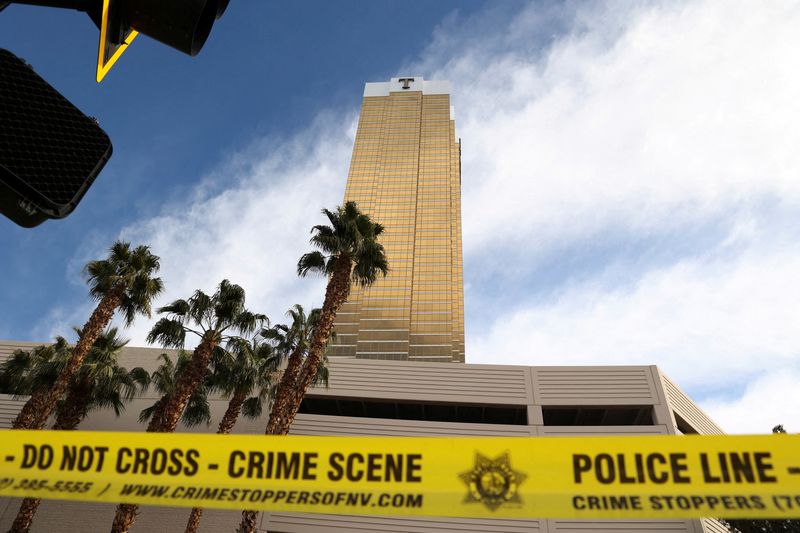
467, 240, 800, 391
432, 0, 800, 257
30, 302, 92, 344
704, 370, 800, 434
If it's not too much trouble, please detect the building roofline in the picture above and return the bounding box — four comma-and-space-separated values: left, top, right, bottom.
363, 76, 451, 96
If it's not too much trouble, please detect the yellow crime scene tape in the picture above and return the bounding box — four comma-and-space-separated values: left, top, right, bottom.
0, 431, 799, 519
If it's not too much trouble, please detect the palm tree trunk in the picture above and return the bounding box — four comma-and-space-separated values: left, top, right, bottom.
264, 345, 304, 435
8, 498, 41, 533
239, 257, 351, 533
111, 338, 217, 533
287, 258, 351, 426
218, 389, 247, 435
184, 506, 204, 533
12, 285, 125, 430
53, 404, 86, 430
144, 397, 167, 433
8, 382, 49, 434
53, 382, 90, 430
148, 338, 216, 433
111, 504, 139, 533
237, 511, 260, 533
183, 390, 246, 533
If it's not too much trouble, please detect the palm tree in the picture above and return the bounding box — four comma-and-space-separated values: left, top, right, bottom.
2, 329, 150, 533
111, 279, 265, 533
52, 327, 150, 430
284, 202, 385, 426
238, 202, 386, 533
261, 304, 324, 435
184, 337, 279, 533
0, 338, 71, 398
12, 241, 162, 431
139, 352, 213, 430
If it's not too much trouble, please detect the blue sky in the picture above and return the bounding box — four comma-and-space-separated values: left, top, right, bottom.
2, 1, 800, 433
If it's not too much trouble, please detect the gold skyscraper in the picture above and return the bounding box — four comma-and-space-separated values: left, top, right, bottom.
328, 77, 465, 363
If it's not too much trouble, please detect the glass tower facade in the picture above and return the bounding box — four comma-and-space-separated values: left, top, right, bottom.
327, 77, 465, 363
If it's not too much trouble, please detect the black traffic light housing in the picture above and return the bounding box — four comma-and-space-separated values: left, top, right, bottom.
0, 49, 112, 227
7, 1, 230, 80
0, 1, 231, 227
120, 0, 229, 56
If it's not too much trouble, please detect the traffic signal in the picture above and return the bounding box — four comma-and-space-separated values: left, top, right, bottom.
0, 49, 112, 227
2, 1, 231, 81
97, 0, 230, 81
0, 1, 232, 227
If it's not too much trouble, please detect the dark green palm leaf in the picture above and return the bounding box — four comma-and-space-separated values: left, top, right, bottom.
297, 251, 326, 277
146, 318, 187, 348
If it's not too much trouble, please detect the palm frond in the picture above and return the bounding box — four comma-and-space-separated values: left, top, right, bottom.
242, 396, 263, 419
157, 298, 191, 317
120, 273, 164, 325
0, 348, 35, 394
261, 323, 289, 341
146, 318, 187, 348
353, 239, 389, 286
85, 242, 162, 320
139, 400, 161, 424
127, 367, 151, 394
229, 311, 267, 338
1, 338, 72, 397
321, 207, 338, 228
297, 251, 326, 277
85, 258, 117, 300
129, 245, 160, 273
182, 387, 212, 427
